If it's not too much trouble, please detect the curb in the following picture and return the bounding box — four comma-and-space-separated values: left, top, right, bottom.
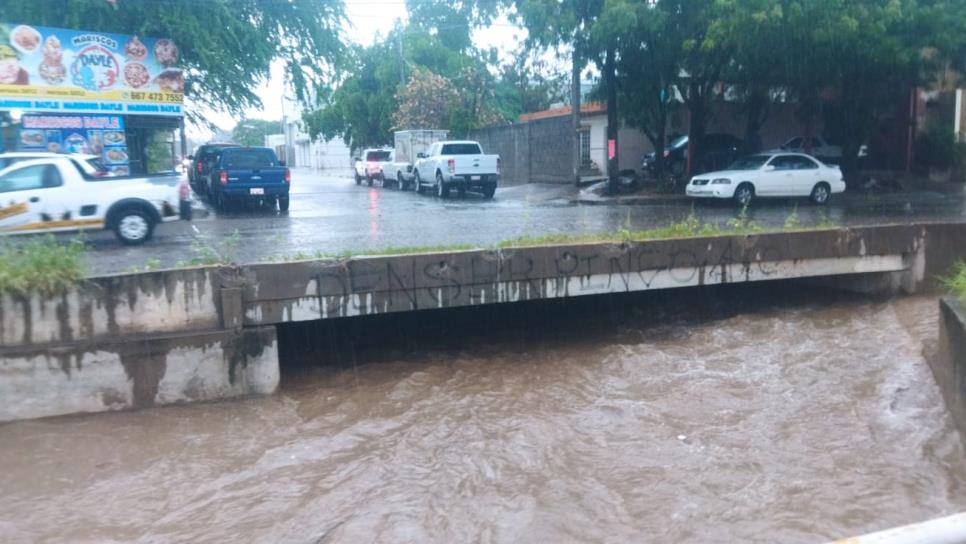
571, 195, 690, 206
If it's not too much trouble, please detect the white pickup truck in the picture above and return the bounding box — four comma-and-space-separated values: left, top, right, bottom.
412, 140, 500, 199
0, 153, 189, 244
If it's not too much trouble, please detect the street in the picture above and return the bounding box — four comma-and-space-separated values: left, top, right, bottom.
77, 168, 966, 275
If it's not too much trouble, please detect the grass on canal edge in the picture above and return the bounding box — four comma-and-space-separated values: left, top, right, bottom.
942, 262, 966, 306
0, 208, 841, 294
0, 236, 87, 295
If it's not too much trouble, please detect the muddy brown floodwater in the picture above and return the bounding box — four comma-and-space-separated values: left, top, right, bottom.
0, 292, 964, 543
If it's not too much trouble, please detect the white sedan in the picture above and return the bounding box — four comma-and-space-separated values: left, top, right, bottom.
685, 153, 846, 206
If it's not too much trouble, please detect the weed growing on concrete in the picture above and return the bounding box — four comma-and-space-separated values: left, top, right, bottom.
816, 210, 836, 229
784, 206, 802, 230
180, 230, 242, 266
942, 262, 966, 305
124, 258, 162, 274
727, 206, 763, 234
0, 235, 86, 294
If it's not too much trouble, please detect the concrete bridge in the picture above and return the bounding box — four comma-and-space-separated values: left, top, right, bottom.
3, 223, 966, 422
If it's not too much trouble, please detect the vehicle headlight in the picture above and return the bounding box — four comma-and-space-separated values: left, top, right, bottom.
711, 178, 731, 184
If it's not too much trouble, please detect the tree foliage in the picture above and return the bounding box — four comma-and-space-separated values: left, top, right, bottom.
302, 16, 561, 149
231, 119, 283, 147
515, 0, 964, 180
0, 0, 346, 124
392, 68, 462, 130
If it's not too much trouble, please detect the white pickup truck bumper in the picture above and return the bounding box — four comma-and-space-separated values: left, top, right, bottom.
445, 173, 499, 187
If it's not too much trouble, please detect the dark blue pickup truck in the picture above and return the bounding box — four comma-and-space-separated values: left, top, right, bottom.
207, 147, 290, 211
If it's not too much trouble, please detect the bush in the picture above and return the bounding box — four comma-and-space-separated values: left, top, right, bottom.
943, 262, 966, 306
916, 125, 965, 171
0, 236, 87, 295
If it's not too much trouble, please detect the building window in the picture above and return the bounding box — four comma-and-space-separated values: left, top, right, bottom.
579, 128, 591, 166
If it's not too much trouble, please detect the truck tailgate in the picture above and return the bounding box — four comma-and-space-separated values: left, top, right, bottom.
453, 155, 498, 175
226, 168, 286, 186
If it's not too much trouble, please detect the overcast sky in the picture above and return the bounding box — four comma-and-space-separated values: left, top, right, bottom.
191, 0, 526, 139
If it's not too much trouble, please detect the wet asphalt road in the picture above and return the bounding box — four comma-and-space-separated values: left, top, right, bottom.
76, 168, 966, 275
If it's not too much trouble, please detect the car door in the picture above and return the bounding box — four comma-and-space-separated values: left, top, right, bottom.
0, 162, 73, 234
415, 144, 437, 177
762, 155, 798, 195
790, 154, 822, 195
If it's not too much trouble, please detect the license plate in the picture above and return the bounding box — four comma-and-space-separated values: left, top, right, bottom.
471, 175, 481, 181
250, 188, 264, 195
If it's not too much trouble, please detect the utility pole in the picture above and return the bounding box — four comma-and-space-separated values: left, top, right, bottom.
605, 46, 619, 195
397, 31, 405, 85
572, 45, 581, 187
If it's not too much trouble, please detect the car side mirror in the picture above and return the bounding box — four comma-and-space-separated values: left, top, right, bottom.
354, 157, 360, 162
187, 154, 194, 160
279, 160, 286, 167
764, 165, 775, 171
417, 152, 427, 159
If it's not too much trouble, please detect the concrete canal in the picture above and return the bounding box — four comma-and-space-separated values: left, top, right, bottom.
0, 283, 963, 543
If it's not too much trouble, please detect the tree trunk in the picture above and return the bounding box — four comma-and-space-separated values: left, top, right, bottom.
605, 46, 619, 195
743, 88, 768, 154
572, 45, 582, 186
686, 81, 707, 182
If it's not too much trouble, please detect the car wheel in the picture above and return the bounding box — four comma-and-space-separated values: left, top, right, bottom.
397, 172, 405, 190
413, 171, 422, 193
366, 175, 373, 187
810, 182, 831, 205
355, 173, 362, 185
278, 195, 290, 212
435, 172, 450, 199
482, 185, 496, 199
113, 207, 155, 245
734, 183, 754, 207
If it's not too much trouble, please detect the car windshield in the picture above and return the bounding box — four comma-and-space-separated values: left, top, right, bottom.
441, 143, 482, 155
366, 151, 391, 161
221, 149, 278, 169
727, 155, 771, 170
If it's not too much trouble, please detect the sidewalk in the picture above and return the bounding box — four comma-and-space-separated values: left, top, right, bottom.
571, 180, 687, 205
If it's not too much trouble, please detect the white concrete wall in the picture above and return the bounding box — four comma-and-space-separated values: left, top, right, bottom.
0, 268, 221, 349
0, 328, 279, 422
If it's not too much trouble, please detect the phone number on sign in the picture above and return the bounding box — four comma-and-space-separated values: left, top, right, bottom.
126, 92, 183, 103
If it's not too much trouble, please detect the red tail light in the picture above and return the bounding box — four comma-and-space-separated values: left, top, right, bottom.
497, 157, 501, 175
219, 170, 228, 185
447, 159, 455, 174
284, 168, 291, 183
196, 162, 203, 173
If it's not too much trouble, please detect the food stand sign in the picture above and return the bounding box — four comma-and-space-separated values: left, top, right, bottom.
19, 114, 132, 176
0, 23, 183, 117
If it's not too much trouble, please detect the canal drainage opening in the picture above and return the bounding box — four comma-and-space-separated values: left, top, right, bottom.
276, 278, 872, 382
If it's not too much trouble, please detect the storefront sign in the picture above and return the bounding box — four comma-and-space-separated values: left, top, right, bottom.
18, 113, 131, 175
0, 23, 183, 117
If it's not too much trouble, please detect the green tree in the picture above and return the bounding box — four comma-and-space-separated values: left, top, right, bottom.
302, 40, 402, 151
491, 46, 566, 121
515, 0, 606, 186
0, 0, 346, 123
231, 119, 283, 147
303, 25, 504, 148
615, 2, 679, 177
404, 0, 500, 53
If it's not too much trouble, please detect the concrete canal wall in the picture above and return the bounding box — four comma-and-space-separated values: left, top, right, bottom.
3, 222, 966, 422
936, 297, 966, 445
